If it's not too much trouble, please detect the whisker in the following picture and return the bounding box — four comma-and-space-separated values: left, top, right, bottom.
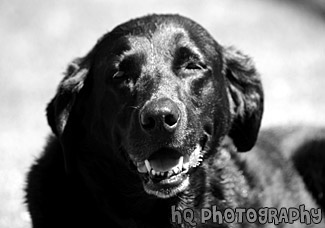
129, 105, 140, 110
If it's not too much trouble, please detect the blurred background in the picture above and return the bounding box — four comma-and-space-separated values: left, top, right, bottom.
0, 0, 324, 227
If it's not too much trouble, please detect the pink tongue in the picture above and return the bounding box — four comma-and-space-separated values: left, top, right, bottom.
149, 158, 179, 172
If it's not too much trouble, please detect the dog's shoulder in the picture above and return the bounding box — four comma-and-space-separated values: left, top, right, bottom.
235, 127, 324, 209
259, 126, 325, 209
26, 136, 65, 189
26, 135, 109, 227
26, 135, 67, 212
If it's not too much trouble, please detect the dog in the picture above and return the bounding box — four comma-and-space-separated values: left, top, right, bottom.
26, 14, 325, 227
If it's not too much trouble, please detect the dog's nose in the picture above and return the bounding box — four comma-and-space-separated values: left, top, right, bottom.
140, 98, 180, 133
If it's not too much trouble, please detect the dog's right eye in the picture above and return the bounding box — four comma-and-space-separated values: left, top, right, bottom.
112, 54, 142, 81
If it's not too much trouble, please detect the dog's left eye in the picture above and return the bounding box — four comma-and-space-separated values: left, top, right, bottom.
185, 62, 206, 71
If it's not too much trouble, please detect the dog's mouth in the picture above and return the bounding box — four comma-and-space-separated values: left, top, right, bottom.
130, 135, 208, 198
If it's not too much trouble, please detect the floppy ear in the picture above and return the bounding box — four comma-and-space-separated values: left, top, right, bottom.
47, 58, 89, 136
46, 58, 89, 173
223, 46, 264, 152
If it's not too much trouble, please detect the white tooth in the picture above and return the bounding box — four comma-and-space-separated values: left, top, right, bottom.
152, 169, 156, 175
193, 144, 201, 156
178, 156, 183, 170
145, 160, 151, 172
172, 167, 178, 174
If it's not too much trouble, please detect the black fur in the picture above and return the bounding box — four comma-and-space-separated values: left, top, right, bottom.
26, 14, 324, 227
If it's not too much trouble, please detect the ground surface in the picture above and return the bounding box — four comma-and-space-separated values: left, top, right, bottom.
0, 0, 324, 227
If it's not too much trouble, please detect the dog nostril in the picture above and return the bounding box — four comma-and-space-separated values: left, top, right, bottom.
141, 115, 156, 130
164, 114, 178, 127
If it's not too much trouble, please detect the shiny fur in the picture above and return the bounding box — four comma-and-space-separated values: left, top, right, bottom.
26, 14, 324, 227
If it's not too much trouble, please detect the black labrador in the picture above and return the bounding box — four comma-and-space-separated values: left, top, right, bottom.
26, 14, 325, 228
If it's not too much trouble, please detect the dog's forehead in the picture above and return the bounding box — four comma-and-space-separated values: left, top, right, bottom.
122, 24, 204, 64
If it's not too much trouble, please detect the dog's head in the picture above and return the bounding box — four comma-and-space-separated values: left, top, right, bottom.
47, 14, 263, 199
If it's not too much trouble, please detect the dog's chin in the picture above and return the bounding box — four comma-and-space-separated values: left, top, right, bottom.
130, 135, 208, 199
143, 172, 190, 199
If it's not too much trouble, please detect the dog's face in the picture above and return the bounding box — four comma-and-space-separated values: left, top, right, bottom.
47, 15, 263, 199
